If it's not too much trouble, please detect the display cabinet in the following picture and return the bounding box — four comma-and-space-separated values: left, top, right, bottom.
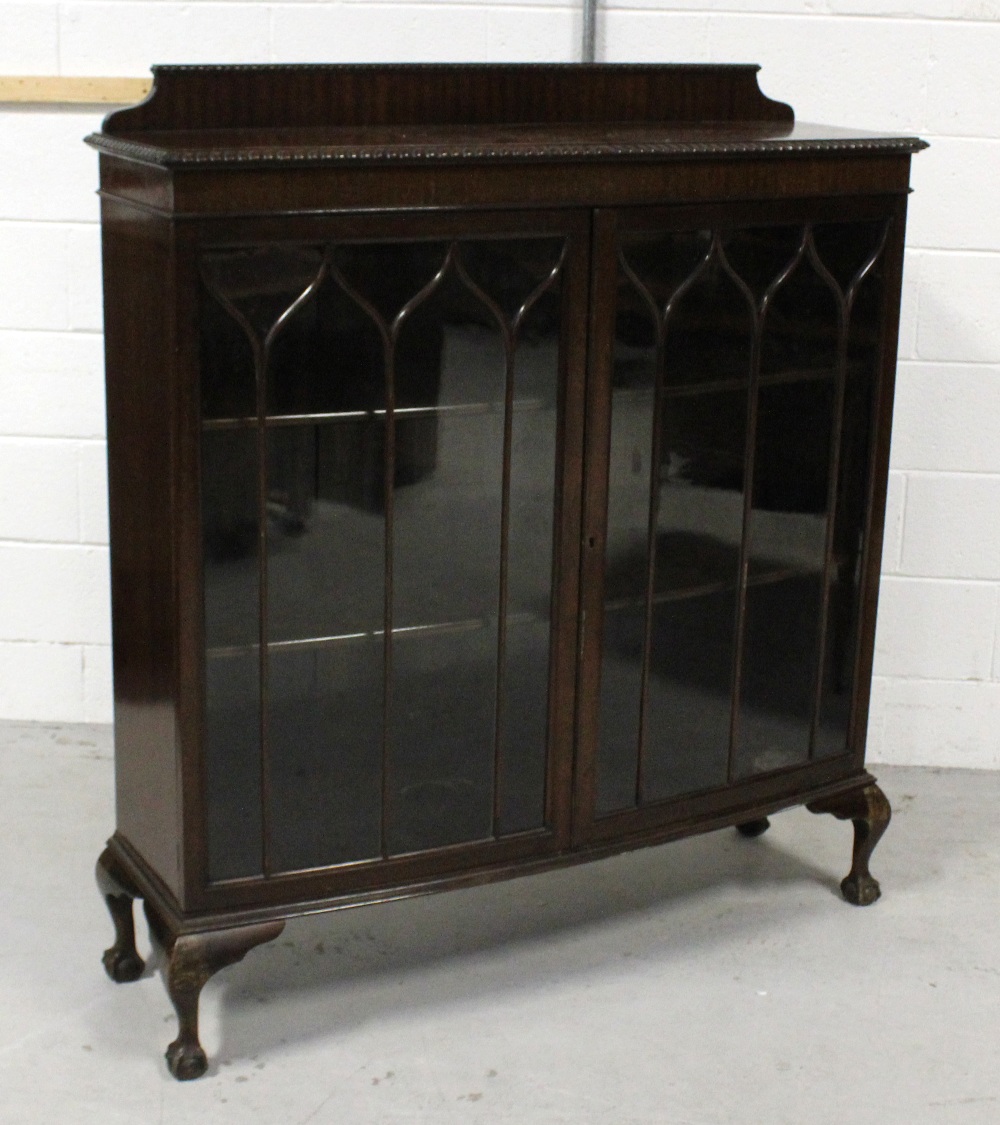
87, 63, 925, 1079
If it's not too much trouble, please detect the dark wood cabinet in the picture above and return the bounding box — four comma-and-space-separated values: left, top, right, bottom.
88, 63, 925, 1079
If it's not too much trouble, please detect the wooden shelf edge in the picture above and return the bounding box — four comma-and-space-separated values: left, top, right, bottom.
0, 75, 151, 106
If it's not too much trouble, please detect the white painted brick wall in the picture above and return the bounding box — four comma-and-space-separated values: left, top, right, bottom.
271, 5, 490, 61
0, 2, 997, 772
59, 4, 272, 74
486, 9, 581, 62
0, 6, 58, 75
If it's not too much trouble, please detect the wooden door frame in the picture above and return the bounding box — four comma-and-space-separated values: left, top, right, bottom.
573, 193, 908, 846
173, 206, 593, 913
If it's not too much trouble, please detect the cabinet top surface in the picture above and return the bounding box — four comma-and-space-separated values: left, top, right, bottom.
86, 63, 926, 169
89, 120, 926, 169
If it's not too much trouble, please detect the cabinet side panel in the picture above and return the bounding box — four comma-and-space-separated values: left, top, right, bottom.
102, 197, 182, 897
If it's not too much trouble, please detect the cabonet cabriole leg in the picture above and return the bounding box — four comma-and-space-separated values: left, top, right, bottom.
736, 818, 771, 838
807, 782, 892, 906
150, 919, 285, 1081
96, 846, 145, 983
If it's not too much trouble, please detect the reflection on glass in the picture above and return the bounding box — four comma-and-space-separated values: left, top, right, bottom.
598, 236, 754, 812
268, 643, 383, 871
643, 387, 748, 801
737, 575, 824, 774
758, 243, 838, 380
596, 252, 657, 813
267, 422, 385, 642
381, 242, 562, 848
815, 226, 886, 757
597, 608, 645, 812
388, 628, 496, 853
735, 247, 839, 776
392, 411, 504, 626
390, 269, 504, 624
507, 290, 560, 615
200, 246, 324, 423
498, 618, 550, 832
267, 275, 384, 418
200, 235, 565, 868
200, 286, 255, 420
202, 427, 262, 881
643, 261, 753, 801
643, 591, 737, 799
722, 225, 803, 305
202, 428, 259, 648
387, 266, 505, 851
498, 292, 560, 833
204, 653, 261, 880
598, 219, 888, 805
461, 237, 564, 323
335, 242, 449, 327
812, 221, 886, 295
619, 230, 712, 320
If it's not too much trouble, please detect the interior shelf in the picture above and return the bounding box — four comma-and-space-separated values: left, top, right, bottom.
202, 397, 553, 429
205, 607, 549, 659
603, 563, 815, 614
610, 365, 841, 404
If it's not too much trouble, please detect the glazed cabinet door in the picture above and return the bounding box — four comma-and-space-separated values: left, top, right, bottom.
575, 197, 904, 842
189, 211, 588, 902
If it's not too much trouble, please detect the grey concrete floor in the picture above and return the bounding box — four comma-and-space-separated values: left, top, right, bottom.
1, 721, 998, 1124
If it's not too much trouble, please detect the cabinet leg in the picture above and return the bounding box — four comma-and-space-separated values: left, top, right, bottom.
160, 921, 285, 1081
95, 846, 145, 983
807, 782, 891, 906
736, 818, 770, 838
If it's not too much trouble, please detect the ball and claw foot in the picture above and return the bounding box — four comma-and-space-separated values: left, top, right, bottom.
166, 1038, 208, 1082
161, 921, 285, 1081
840, 872, 881, 907
102, 945, 144, 983
96, 846, 146, 983
808, 781, 891, 907
737, 817, 771, 838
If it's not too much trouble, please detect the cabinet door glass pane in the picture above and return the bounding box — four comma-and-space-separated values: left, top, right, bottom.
734, 381, 834, 776
266, 420, 385, 643
595, 216, 889, 815
199, 232, 566, 878
814, 221, 887, 758
204, 652, 261, 880
268, 642, 383, 870
202, 426, 261, 879
598, 231, 753, 812
385, 268, 504, 852
260, 274, 389, 867
734, 242, 839, 777
644, 388, 748, 803
499, 290, 561, 831
644, 255, 753, 803
388, 627, 496, 853
595, 242, 658, 812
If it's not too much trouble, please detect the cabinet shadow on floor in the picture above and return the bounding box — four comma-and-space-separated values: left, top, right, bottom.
200, 819, 850, 1065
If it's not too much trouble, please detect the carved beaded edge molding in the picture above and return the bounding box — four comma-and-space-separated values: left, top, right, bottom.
83, 62, 927, 166
86, 135, 928, 167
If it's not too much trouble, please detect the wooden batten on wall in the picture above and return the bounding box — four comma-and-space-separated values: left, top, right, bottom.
0, 76, 151, 105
